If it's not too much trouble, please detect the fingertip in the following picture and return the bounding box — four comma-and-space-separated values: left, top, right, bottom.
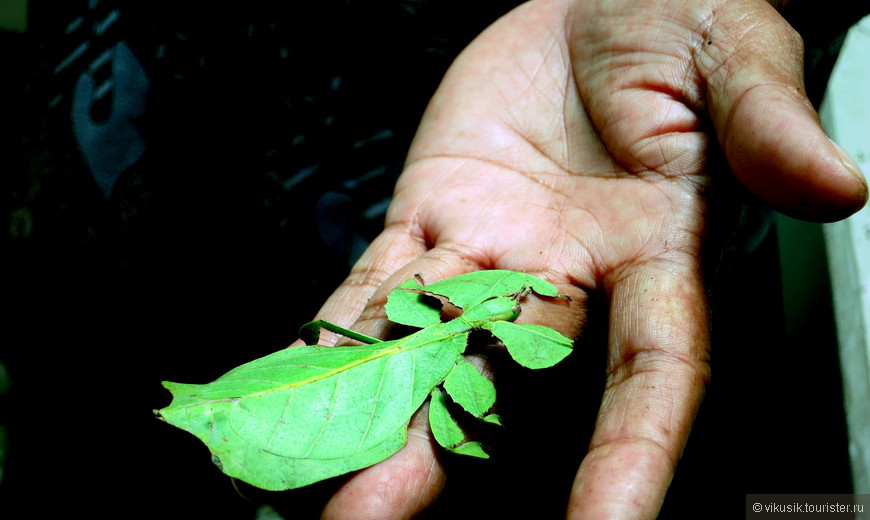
776, 134, 868, 222
824, 139, 869, 218
568, 440, 672, 520
724, 87, 868, 222
736, 141, 867, 223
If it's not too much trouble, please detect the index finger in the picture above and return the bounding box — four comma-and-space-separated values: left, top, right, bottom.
568, 257, 711, 519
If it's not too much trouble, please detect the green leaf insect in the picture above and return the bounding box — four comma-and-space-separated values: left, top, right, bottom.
155, 270, 573, 491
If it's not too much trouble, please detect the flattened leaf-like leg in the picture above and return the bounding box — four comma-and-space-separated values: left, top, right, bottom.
298, 319, 384, 345
428, 387, 489, 459
483, 321, 574, 370
385, 277, 445, 328
442, 360, 500, 425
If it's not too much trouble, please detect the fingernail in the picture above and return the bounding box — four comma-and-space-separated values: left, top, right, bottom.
830, 139, 867, 185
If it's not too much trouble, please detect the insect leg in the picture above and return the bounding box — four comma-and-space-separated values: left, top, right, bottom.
298, 320, 384, 345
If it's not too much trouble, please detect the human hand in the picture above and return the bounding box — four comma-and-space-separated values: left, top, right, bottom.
298, 0, 867, 518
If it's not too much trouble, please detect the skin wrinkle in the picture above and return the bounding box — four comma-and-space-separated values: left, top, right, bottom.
601, 234, 705, 297
603, 91, 704, 176
418, 243, 491, 274
403, 153, 549, 183
561, 226, 607, 288
341, 266, 396, 293
621, 88, 706, 168
495, 48, 583, 174
397, 215, 436, 254
494, 219, 572, 270
515, 102, 576, 171
690, 8, 735, 109
699, 2, 803, 68
601, 179, 703, 266
605, 342, 711, 392
586, 429, 682, 475
594, 395, 700, 469
523, 131, 619, 178
604, 223, 666, 276
390, 161, 460, 224
585, 95, 702, 179
419, 249, 484, 278
517, 34, 565, 99
406, 153, 596, 224
386, 219, 431, 253
592, 360, 710, 467
415, 446, 443, 499
345, 229, 426, 282
630, 134, 697, 177
571, 72, 616, 175
549, 20, 576, 165
698, 4, 805, 103
605, 51, 688, 95
560, 72, 578, 168
634, 214, 669, 256
492, 34, 566, 135
604, 380, 678, 441
513, 131, 572, 179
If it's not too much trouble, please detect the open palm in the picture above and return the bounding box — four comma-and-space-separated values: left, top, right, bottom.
304, 1, 866, 519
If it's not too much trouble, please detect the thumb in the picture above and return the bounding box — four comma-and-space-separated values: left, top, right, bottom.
699, 0, 867, 221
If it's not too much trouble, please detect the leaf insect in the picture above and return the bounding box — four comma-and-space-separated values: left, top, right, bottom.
155, 270, 574, 491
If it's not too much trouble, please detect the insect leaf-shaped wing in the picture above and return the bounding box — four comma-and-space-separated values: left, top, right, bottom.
157, 330, 468, 490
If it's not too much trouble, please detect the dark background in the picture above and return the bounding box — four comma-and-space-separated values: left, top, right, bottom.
0, 1, 864, 518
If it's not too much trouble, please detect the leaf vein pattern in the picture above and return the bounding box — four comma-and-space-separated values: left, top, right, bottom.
303, 372, 343, 458
355, 359, 390, 452
265, 386, 295, 453
254, 333, 460, 396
